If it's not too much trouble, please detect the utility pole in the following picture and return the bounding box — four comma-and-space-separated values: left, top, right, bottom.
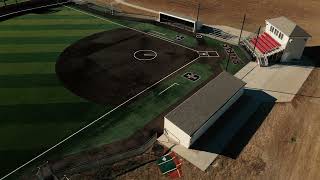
238, 13, 246, 45
226, 51, 231, 72
195, 2, 200, 33
3, 0, 7, 7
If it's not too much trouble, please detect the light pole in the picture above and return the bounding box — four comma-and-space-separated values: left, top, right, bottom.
238, 13, 246, 45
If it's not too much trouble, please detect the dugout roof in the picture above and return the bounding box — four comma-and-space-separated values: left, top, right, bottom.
165, 71, 246, 136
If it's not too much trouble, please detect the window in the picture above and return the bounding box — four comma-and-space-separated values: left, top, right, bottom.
279, 33, 284, 40
278, 32, 282, 39
274, 29, 279, 36
270, 26, 274, 32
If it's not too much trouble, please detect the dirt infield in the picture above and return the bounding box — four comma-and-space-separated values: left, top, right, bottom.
56, 28, 199, 105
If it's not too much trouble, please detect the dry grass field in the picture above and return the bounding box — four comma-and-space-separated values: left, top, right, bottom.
115, 68, 320, 180
123, 0, 320, 46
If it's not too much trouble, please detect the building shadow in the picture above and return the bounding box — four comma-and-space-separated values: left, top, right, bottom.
190, 89, 276, 159
303, 46, 320, 67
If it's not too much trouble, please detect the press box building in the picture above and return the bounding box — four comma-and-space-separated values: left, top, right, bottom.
242, 16, 311, 66
164, 72, 246, 148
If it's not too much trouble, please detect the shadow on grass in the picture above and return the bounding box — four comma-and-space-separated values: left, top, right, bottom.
190, 89, 276, 159
0, 1, 65, 21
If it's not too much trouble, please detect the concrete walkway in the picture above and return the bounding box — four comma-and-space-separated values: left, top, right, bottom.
158, 135, 218, 171
236, 62, 314, 102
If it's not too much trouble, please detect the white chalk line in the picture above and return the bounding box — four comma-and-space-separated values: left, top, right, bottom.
151, 30, 166, 36
158, 83, 179, 95
1, 6, 202, 180
1, 59, 200, 180
65, 6, 198, 52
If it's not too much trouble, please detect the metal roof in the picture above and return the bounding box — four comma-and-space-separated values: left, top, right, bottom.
165, 71, 246, 136
266, 16, 311, 37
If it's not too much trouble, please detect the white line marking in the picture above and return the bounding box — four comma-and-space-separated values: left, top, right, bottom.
0, 6, 202, 180
134, 49, 157, 61
151, 30, 166, 36
64, 6, 197, 52
158, 83, 179, 95
0, 1, 70, 18
197, 51, 220, 58
158, 156, 175, 165
0, 56, 200, 180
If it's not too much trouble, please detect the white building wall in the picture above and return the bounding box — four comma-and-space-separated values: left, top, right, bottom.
281, 37, 308, 62
164, 117, 191, 148
189, 87, 244, 146
265, 21, 289, 47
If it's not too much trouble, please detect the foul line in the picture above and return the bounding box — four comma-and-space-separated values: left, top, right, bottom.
158, 83, 179, 95
64, 5, 197, 52
1, 6, 201, 179
151, 30, 166, 36
0, 54, 201, 180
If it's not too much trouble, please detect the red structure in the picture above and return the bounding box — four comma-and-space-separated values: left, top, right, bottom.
250, 32, 281, 54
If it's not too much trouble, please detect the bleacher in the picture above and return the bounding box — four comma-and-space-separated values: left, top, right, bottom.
250, 32, 281, 54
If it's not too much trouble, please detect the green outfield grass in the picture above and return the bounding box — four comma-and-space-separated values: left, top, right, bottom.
0, 5, 248, 179
0, 6, 120, 177
55, 62, 215, 156
108, 17, 198, 48
204, 37, 248, 74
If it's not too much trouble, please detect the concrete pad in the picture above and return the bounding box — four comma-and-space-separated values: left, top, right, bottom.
157, 135, 218, 171
235, 62, 258, 79
236, 63, 313, 102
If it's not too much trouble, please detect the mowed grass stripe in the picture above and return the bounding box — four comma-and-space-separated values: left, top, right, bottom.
0, 62, 55, 75
0, 44, 68, 53
0, 87, 86, 105
0, 29, 112, 38
0, 52, 59, 63
0, 74, 61, 88
0, 122, 85, 150
0, 102, 106, 124
0, 18, 115, 26
15, 14, 95, 20
0, 36, 84, 44
0, 23, 115, 31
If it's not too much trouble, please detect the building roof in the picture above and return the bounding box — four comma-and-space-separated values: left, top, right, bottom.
165, 71, 246, 136
266, 16, 311, 37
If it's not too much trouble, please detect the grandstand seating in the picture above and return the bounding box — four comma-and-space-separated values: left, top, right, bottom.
250, 32, 281, 54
